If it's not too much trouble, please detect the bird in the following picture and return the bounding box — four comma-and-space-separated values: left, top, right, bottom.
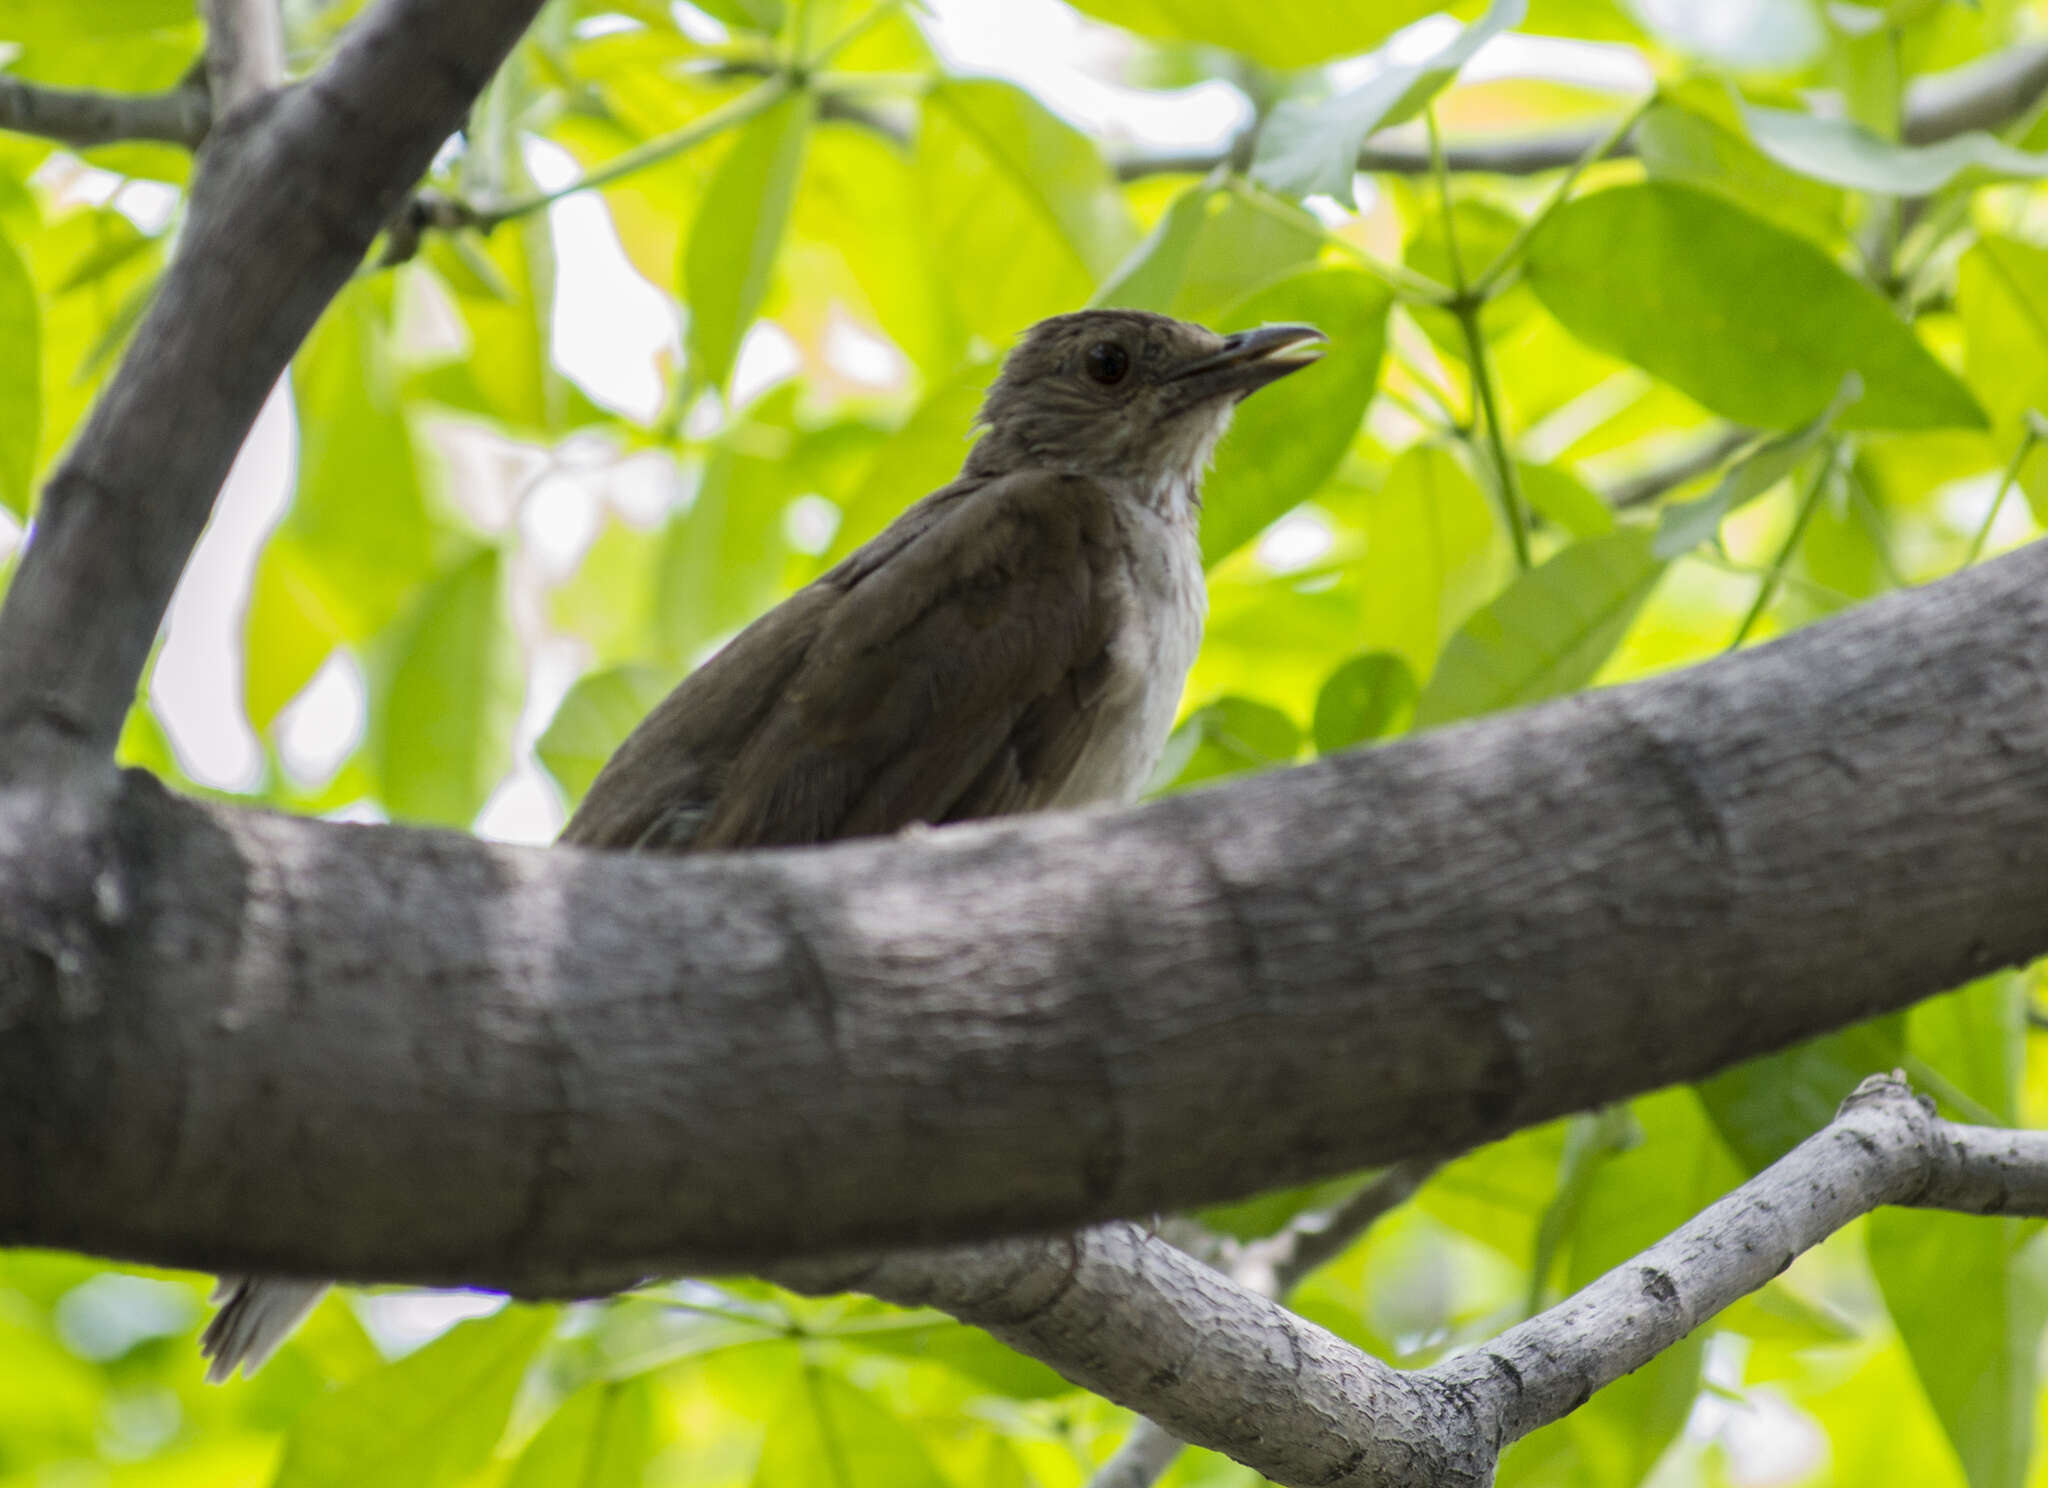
199, 307, 1325, 1381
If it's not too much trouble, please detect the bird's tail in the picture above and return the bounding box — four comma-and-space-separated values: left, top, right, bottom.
200, 1277, 327, 1382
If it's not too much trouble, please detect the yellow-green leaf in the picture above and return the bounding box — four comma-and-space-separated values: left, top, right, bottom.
1063, 0, 1442, 69
272, 1306, 553, 1488
505, 1379, 653, 1488
536, 663, 674, 807
685, 89, 815, 392
1414, 527, 1664, 729
1203, 267, 1390, 565
1525, 182, 1983, 432
0, 227, 38, 516
370, 547, 524, 828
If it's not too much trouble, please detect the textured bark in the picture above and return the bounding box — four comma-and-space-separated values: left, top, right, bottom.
769, 1080, 2048, 1488
3, 532, 2048, 1288
0, 0, 545, 757
0, 77, 210, 149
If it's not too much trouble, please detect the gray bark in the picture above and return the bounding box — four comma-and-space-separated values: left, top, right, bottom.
0, 77, 210, 149
772, 1078, 2048, 1487
4, 3, 2048, 1485
5, 528, 2048, 1287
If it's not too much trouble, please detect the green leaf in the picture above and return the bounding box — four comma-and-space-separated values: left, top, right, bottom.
1351, 446, 1512, 681
370, 547, 524, 828
685, 89, 815, 392
505, 1379, 653, 1488
1061, 0, 1443, 69
0, 0, 192, 38
1959, 235, 2048, 442
1741, 100, 2048, 195
835, 1320, 1072, 1401
536, 663, 674, 807
1525, 182, 1984, 432
1202, 267, 1390, 566
1251, 0, 1527, 206
822, 362, 990, 564
1094, 179, 1325, 322
690, 0, 783, 31
1907, 975, 2022, 1127
752, 1369, 952, 1488
278, 283, 439, 643
1517, 462, 1613, 538
1148, 695, 1300, 794
916, 81, 1137, 342
548, 515, 665, 668
657, 387, 802, 661
1312, 652, 1417, 754
1695, 1015, 1904, 1173
1413, 527, 1664, 729
1652, 374, 1860, 558
272, 1306, 553, 1488
800, 124, 967, 375
412, 219, 610, 438
242, 534, 351, 733
1636, 99, 1843, 243
0, 227, 39, 516
1093, 182, 1215, 313
1868, 1212, 2048, 1488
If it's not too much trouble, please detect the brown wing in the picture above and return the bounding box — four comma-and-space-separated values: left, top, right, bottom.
560, 470, 1125, 854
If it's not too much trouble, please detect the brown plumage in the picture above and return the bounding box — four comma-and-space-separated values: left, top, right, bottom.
201, 307, 1323, 1382
562, 308, 1324, 854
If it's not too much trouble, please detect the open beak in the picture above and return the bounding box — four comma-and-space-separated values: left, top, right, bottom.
1167, 322, 1328, 405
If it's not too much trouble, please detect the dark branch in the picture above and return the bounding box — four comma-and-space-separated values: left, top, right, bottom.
0, 76, 210, 149
1115, 39, 2048, 181
0, 0, 547, 759
5, 533, 2048, 1289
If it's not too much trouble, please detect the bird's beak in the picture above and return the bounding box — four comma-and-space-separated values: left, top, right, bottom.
1167, 323, 1328, 405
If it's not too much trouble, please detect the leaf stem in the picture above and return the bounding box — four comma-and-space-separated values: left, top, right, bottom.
1429, 104, 1530, 569
1964, 419, 2042, 565
1728, 442, 1840, 650
1470, 90, 1655, 298
1425, 107, 1468, 296
472, 76, 793, 227
1453, 297, 1532, 569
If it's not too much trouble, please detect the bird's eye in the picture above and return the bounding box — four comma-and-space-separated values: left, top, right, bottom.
1084, 341, 1131, 385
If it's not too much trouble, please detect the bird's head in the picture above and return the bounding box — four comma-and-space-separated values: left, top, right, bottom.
966, 309, 1325, 508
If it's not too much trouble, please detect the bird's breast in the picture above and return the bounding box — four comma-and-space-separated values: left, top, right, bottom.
1054, 498, 1206, 808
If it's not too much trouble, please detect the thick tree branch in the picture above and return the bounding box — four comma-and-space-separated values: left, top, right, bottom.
0, 0, 545, 761
1085, 1160, 1441, 1488
774, 1078, 2048, 1488
5, 532, 2048, 1290
0, 76, 211, 149
202, 0, 286, 116
1114, 39, 2048, 181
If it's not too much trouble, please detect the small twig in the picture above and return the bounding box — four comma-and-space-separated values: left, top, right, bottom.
379, 75, 792, 265
1470, 91, 1654, 298
1965, 417, 2044, 565
0, 76, 211, 149
1729, 441, 1841, 649
1604, 427, 1752, 510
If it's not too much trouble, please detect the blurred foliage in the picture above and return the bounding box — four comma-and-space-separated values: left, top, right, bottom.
7, 0, 2048, 1484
